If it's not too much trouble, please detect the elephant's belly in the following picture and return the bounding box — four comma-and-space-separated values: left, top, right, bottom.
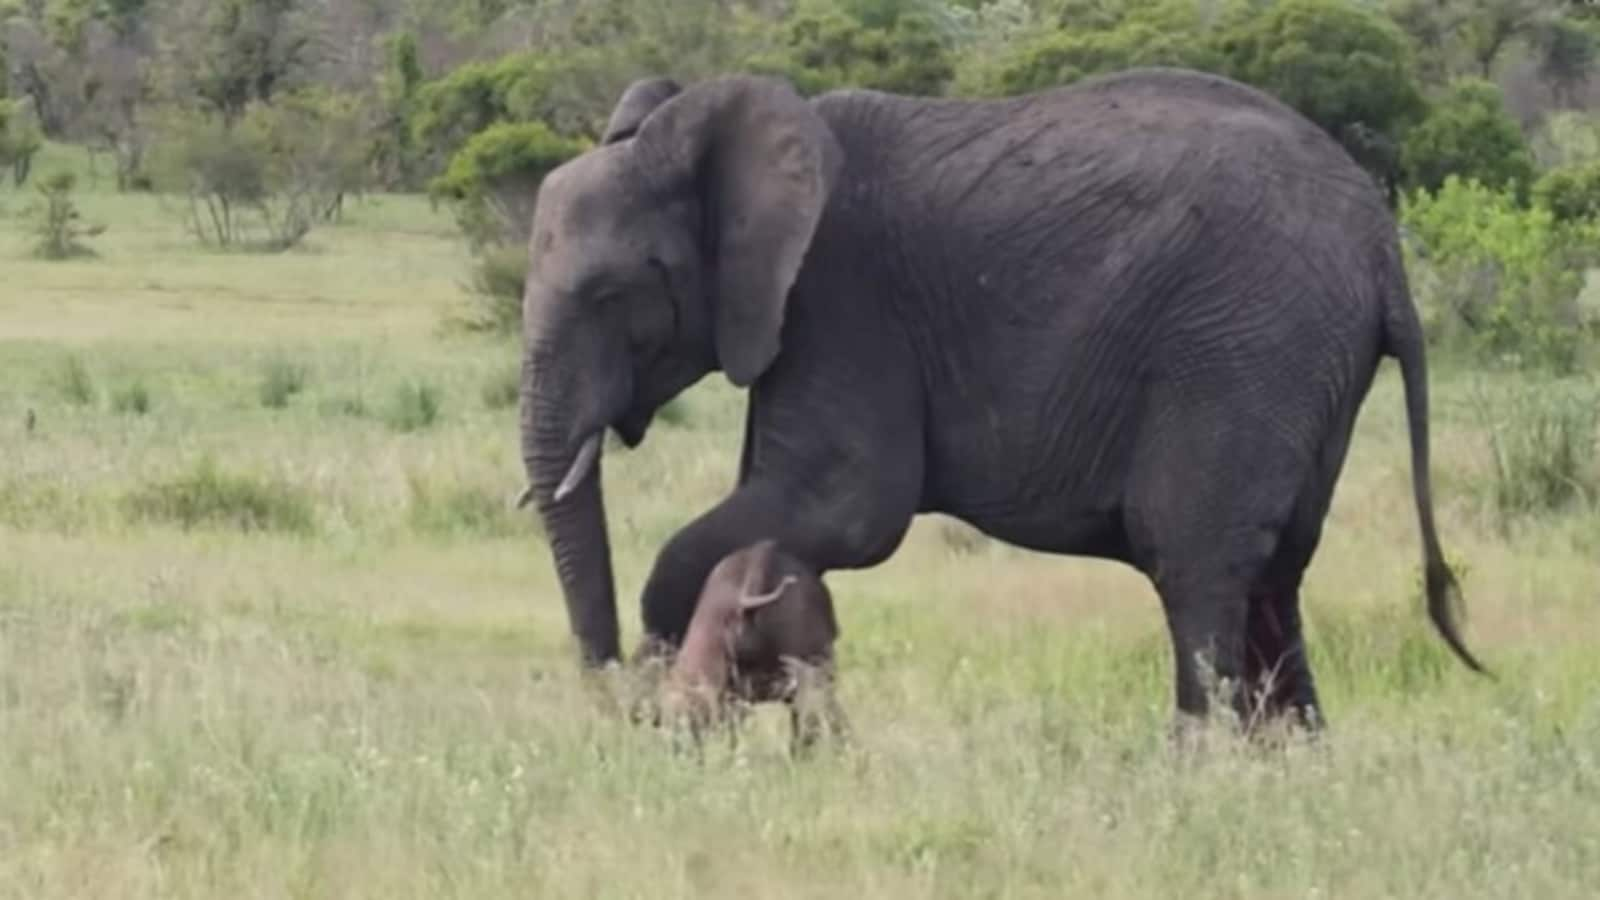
937, 503, 1136, 564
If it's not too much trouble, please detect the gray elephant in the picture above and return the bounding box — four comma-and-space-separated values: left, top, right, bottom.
516, 66, 1487, 733
659, 539, 846, 753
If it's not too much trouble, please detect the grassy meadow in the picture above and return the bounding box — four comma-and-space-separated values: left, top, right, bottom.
1, 162, 1598, 898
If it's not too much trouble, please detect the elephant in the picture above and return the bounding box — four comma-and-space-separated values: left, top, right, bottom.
658, 539, 847, 753
515, 65, 1489, 733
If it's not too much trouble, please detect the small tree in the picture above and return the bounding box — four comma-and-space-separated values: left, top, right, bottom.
1213, 0, 1427, 196
26, 172, 106, 259
747, 0, 957, 96
1533, 161, 1600, 224
1402, 176, 1593, 371
430, 121, 587, 331
0, 100, 45, 187
1400, 79, 1536, 198
154, 93, 366, 251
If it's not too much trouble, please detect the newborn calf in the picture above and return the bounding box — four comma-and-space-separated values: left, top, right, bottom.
661, 540, 847, 754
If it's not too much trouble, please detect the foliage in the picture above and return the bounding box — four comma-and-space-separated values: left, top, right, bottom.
1401, 176, 1594, 372
1213, 0, 1427, 192
1532, 160, 1600, 224
1530, 109, 1600, 168
430, 122, 585, 333
1400, 79, 1536, 198
169, 0, 315, 125
429, 121, 587, 244
152, 92, 365, 250
24, 171, 104, 259
1535, 15, 1597, 106
988, 0, 1222, 97
0, 99, 45, 186
749, 0, 957, 96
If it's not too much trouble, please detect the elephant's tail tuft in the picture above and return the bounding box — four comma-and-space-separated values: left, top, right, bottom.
1381, 257, 1492, 678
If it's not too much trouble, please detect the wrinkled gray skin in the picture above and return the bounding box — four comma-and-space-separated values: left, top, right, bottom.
660, 539, 846, 753
517, 67, 1488, 733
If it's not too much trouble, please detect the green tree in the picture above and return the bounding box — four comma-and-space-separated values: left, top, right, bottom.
1401, 79, 1535, 197
1213, 0, 1428, 197
991, 0, 1223, 97
749, 0, 957, 96
1533, 161, 1600, 224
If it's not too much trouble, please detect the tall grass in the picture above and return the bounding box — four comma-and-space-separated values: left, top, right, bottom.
120, 456, 316, 534
0, 179, 1594, 898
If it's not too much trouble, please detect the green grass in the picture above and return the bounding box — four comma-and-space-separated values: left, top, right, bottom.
1, 149, 1598, 898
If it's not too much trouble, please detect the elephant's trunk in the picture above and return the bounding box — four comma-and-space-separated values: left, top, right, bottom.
521, 345, 620, 667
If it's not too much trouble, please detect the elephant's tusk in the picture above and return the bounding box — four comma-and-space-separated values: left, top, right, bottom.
512, 484, 535, 510
553, 432, 603, 503
739, 575, 797, 610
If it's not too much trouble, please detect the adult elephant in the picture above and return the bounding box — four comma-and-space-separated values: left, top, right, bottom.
516, 67, 1486, 729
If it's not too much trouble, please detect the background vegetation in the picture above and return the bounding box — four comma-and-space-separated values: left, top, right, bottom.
2, 0, 1598, 896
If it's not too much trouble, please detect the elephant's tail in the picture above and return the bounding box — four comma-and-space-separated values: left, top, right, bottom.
1381, 270, 1492, 678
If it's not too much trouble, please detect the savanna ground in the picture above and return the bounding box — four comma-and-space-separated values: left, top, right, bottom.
1, 158, 1598, 898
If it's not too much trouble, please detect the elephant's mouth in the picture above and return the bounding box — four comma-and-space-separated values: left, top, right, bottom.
547, 409, 651, 504
615, 406, 652, 448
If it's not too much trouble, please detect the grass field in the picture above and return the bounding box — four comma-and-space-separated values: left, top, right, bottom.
2, 167, 1598, 898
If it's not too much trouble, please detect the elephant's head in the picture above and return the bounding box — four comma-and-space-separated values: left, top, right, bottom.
517, 76, 844, 666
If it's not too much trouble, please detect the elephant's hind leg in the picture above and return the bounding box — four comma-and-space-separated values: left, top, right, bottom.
1126, 403, 1313, 734
1244, 576, 1322, 735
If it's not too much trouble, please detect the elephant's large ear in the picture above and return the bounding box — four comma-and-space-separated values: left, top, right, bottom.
634, 76, 843, 387
602, 77, 682, 144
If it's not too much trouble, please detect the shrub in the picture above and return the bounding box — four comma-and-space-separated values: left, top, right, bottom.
990, 0, 1222, 97
25, 172, 105, 259
52, 356, 96, 407
1533, 162, 1600, 225
385, 380, 442, 432
1400, 80, 1536, 199
481, 365, 521, 410
121, 457, 316, 534
153, 93, 367, 251
1211, 0, 1426, 192
431, 122, 586, 333
1472, 379, 1598, 526
1401, 177, 1594, 372
111, 381, 152, 416
258, 358, 309, 409
431, 121, 588, 248
748, 0, 958, 97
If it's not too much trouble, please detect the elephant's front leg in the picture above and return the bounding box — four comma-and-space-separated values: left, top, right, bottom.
635, 477, 914, 662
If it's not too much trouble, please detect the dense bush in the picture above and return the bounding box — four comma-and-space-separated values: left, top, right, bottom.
1401, 80, 1536, 198
1212, 0, 1426, 193
1402, 176, 1595, 372
430, 121, 587, 332
1533, 161, 1600, 224
749, 0, 957, 96
990, 0, 1221, 96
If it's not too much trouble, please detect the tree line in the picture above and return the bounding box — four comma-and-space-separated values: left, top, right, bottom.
4, 0, 1599, 364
